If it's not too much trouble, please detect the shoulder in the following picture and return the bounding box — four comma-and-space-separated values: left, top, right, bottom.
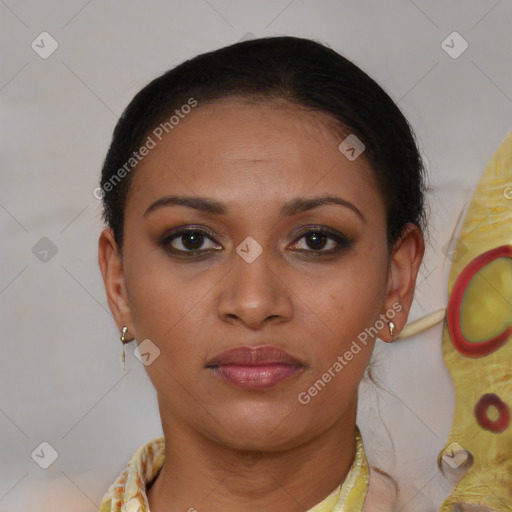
362, 467, 399, 512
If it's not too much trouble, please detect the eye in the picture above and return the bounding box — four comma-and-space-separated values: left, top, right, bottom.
289, 227, 353, 255
160, 227, 222, 255
159, 225, 353, 259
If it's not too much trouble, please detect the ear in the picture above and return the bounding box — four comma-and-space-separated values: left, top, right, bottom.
379, 223, 425, 342
98, 228, 135, 341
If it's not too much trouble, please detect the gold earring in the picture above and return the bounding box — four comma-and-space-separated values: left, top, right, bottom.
389, 321, 395, 338
120, 326, 128, 375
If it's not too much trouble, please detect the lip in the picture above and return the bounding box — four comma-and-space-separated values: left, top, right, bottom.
205, 345, 305, 389
206, 345, 303, 366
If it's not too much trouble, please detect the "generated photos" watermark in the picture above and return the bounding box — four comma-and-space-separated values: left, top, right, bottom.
298, 301, 402, 405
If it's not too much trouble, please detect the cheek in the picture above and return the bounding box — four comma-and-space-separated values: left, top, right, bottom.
303, 254, 386, 374
123, 248, 195, 347
122, 250, 221, 386
312, 253, 387, 338
124, 267, 206, 401
308, 291, 375, 383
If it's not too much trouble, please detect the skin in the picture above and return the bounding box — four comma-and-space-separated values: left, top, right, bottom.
98, 98, 424, 512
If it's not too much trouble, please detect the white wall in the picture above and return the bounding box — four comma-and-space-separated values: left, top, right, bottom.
1, 1, 511, 510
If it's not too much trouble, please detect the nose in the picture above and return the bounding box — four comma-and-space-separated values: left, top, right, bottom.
217, 243, 293, 330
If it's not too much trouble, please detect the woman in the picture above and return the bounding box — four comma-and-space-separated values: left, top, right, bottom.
97, 35, 426, 512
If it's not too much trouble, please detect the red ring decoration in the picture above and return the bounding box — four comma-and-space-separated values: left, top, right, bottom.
474, 393, 510, 433
447, 244, 512, 357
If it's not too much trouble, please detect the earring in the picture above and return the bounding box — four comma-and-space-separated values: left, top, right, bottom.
120, 326, 129, 375
389, 321, 395, 338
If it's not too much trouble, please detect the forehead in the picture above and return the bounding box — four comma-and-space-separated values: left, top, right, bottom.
126, 98, 381, 217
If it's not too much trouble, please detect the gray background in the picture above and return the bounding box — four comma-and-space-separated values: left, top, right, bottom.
1, 1, 511, 510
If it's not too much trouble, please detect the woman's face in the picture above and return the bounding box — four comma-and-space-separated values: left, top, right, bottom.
102, 98, 414, 450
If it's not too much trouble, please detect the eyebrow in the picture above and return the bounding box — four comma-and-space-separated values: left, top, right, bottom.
143, 194, 365, 223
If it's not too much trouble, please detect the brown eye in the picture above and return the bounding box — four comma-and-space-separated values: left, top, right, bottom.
160, 228, 221, 255
289, 227, 353, 255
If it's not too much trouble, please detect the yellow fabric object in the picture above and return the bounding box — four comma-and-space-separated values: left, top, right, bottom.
98, 427, 370, 512
439, 132, 512, 511
459, 257, 512, 341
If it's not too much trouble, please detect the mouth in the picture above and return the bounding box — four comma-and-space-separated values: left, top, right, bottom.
205, 345, 305, 389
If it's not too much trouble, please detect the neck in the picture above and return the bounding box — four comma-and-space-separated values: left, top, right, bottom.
147, 397, 359, 512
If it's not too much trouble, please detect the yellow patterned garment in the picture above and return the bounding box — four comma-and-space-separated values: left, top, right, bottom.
98, 427, 372, 512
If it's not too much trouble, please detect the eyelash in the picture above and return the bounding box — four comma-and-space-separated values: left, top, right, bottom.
159, 226, 353, 259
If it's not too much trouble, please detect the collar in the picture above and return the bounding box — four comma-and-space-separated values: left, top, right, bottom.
98, 427, 370, 512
